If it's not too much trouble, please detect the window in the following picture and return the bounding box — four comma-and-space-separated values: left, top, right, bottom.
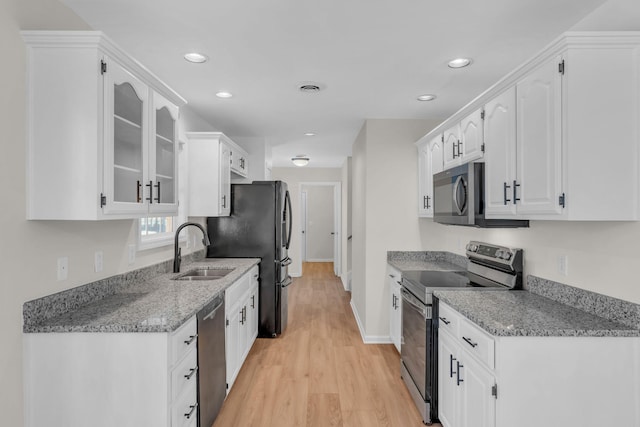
139, 216, 178, 250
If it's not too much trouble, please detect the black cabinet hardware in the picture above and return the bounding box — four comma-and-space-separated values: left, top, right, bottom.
462, 336, 478, 348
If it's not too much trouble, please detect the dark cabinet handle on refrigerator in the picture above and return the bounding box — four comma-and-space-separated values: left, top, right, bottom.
285, 190, 292, 250
513, 180, 521, 204
154, 181, 161, 203
462, 336, 478, 348
456, 361, 464, 385
450, 354, 457, 378
136, 180, 142, 203
503, 182, 511, 205
146, 181, 153, 204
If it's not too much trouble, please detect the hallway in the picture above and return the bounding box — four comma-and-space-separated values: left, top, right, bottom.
213, 262, 435, 427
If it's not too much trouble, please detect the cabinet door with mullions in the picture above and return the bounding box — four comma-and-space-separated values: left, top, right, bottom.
149, 92, 179, 214
103, 58, 149, 215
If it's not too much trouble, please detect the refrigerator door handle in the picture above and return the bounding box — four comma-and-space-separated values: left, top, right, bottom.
280, 257, 292, 267
285, 190, 292, 250
280, 276, 293, 288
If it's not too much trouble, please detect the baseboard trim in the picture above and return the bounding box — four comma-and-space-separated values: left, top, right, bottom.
349, 299, 392, 344
305, 258, 333, 262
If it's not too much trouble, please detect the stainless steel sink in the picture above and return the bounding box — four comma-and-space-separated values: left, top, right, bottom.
174, 268, 234, 281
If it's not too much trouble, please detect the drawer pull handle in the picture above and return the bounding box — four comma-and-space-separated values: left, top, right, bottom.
439, 316, 451, 325
184, 367, 198, 380
449, 354, 456, 378
456, 361, 464, 386
184, 403, 198, 419
184, 334, 197, 346
462, 336, 478, 348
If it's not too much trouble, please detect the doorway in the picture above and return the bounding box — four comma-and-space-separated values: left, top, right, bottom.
300, 182, 341, 277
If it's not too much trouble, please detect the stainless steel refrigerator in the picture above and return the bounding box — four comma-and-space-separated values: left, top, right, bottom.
206, 181, 292, 337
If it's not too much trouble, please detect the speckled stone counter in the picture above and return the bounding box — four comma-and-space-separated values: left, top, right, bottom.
387, 251, 467, 272
23, 257, 260, 333
434, 290, 640, 337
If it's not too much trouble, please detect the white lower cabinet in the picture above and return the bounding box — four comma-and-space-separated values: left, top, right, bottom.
387, 264, 402, 352
225, 265, 259, 392
23, 316, 198, 427
437, 301, 640, 427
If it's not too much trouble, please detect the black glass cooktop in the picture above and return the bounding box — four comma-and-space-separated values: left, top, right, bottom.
402, 270, 506, 291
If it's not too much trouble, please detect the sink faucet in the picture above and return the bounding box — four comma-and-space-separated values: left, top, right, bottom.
174, 222, 211, 273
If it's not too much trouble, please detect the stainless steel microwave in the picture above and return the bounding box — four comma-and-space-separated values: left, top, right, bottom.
433, 162, 529, 228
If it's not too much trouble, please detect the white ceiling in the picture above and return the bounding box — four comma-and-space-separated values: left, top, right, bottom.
62, 0, 607, 168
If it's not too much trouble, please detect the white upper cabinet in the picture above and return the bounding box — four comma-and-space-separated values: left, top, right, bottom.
443, 109, 485, 171
514, 56, 563, 216
418, 135, 444, 217
22, 31, 186, 220
229, 144, 249, 178
187, 132, 235, 217
484, 88, 517, 216
417, 32, 640, 221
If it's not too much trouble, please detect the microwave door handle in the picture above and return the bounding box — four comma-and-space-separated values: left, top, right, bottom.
453, 175, 466, 215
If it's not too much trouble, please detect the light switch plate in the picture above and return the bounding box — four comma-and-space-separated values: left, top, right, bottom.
94, 251, 103, 273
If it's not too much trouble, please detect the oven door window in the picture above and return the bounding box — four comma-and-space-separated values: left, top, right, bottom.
401, 290, 429, 400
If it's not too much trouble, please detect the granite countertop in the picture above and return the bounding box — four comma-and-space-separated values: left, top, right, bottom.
387, 251, 467, 272
435, 290, 640, 338
24, 258, 259, 334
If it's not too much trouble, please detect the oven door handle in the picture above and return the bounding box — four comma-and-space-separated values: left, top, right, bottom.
400, 288, 428, 318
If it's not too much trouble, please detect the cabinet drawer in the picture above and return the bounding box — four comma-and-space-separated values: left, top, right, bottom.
170, 316, 197, 366
172, 380, 198, 427
438, 302, 461, 337
171, 347, 198, 401
458, 317, 495, 370
226, 271, 251, 305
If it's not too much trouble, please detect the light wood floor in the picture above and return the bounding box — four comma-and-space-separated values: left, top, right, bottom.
213, 262, 441, 427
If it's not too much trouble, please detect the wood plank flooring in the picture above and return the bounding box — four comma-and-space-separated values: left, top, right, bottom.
213, 262, 441, 427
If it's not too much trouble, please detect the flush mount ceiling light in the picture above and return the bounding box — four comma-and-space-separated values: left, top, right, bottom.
448, 57, 472, 68
291, 155, 310, 167
297, 81, 326, 93
304, 132, 316, 137
417, 94, 437, 101
215, 91, 233, 99
184, 52, 208, 63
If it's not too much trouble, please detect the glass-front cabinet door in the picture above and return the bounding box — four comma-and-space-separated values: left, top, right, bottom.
149, 92, 179, 214
103, 58, 149, 215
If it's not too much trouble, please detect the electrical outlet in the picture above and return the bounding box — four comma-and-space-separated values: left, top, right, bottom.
57, 257, 68, 281
128, 244, 136, 265
558, 255, 568, 276
94, 251, 103, 273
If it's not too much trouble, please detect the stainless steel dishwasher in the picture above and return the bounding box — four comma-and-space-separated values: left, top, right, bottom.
197, 294, 226, 427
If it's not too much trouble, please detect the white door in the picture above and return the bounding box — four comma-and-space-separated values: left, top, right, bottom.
303, 185, 334, 262
516, 56, 563, 216
484, 87, 518, 217
218, 143, 231, 216
103, 58, 149, 215
438, 333, 459, 427
459, 355, 496, 427
443, 125, 461, 170
301, 191, 307, 261
459, 109, 484, 163
418, 135, 442, 218
149, 92, 179, 214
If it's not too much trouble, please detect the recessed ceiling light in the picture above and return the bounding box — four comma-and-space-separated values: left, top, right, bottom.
304, 132, 316, 137
448, 58, 472, 68
417, 94, 437, 102
184, 52, 208, 63
291, 155, 310, 167
216, 91, 233, 99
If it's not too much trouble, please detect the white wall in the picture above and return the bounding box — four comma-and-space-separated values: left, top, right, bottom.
1, 3, 217, 425
302, 185, 335, 261
350, 119, 441, 341
271, 167, 342, 276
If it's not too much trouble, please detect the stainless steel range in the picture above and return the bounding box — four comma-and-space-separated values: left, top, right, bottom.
400, 241, 523, 425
